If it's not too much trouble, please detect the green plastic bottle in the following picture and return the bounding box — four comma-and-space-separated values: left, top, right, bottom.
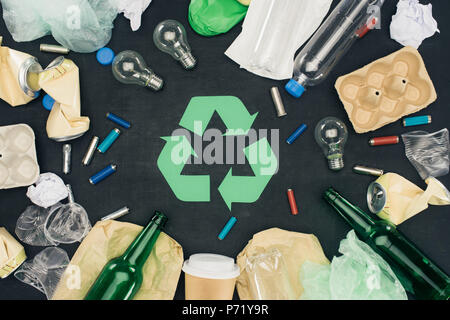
85, 211, 168, 300
324, 187, 450, 300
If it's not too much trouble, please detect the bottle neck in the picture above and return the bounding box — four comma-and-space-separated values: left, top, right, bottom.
324, 188, 375, 238
121, 212, 167, 267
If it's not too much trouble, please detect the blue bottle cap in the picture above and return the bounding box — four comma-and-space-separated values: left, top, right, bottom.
285, 79, 305, 98
42, 94, 55, 111
96, 47, 115, 66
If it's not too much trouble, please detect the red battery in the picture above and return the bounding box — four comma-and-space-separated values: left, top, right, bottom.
369, 136, 399, 146
287, 189, 299, 215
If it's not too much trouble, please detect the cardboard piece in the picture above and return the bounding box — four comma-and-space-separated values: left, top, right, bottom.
0, 37, 36, 106
236, 228, 329, 300
0, 124, 40, 189
0, 227, 26, 279
335, 47, 437, 133
39, 58, 90, 141
52, 220, 183, 300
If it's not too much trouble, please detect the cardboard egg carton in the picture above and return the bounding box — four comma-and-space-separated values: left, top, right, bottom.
0, 124, 39, 189
335, 47, 437, 133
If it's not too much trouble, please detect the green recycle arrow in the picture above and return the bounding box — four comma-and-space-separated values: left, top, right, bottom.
218, 137, 278, 211
157, 135, 210, 202
157, 96, 277, 210
179, 96, 258, 136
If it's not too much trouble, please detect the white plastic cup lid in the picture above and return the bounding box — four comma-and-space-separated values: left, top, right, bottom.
182, 253, 240, 280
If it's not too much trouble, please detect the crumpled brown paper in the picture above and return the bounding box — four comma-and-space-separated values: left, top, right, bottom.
373, 173, 450, 225
39, 57, 90, 141
52, 220, 183, 300
0, 37, 36, 106
236, 228, 330, 300
0, 227, 26, 279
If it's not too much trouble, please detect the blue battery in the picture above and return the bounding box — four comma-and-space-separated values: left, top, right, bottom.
106, 112, 131, 129
403, 115, 431, 127
286, 124, 307, 144
218, 216, 237, 240
97, 128, 121, 153
89, 164, 117, 185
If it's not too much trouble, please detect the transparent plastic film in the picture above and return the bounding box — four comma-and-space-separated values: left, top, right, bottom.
402, 129, 449, 180
245, 248, 297, 300
14, 247, 69, 299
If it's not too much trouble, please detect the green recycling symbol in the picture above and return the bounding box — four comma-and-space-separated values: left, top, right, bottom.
157, 96, 278, 211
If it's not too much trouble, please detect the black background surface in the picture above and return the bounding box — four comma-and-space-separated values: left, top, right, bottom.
0, 0, 448, 300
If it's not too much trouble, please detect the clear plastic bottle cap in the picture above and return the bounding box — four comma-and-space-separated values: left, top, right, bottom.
182, 253, 240, 280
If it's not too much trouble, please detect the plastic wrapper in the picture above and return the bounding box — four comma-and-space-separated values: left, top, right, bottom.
245, 248, 296, 300
14, 247, 70, 299
188, 0, 248, 37
402, 129, 449, 180
236, 228, 330, 300
1, 0, 118, 53
225, 0, 332, 80
300, 230, 407, 300
26, 173, 68, 208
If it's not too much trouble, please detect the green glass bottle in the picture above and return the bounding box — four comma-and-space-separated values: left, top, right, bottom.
324, 187, 450, 300
85, 211, 168, 300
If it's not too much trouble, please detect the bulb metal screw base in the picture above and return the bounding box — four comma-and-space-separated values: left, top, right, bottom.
146, 74, 164, 91
180, 52, 196, 70
328, 157, 344, 171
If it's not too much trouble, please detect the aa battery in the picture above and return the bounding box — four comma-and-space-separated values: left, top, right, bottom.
403, 115, 431, 127
101, 206, 130, 221
218, 216, 237, 240
287, 188, 299, 215
353, 165, 384, 177
270, 87, 287, 117
62, 144, 71, 174
98, 128, 121, 153
40, 44, 70, 55
369, 136, 399, 146
286, 124, 307, 144
82, 136, 99, 166
106, 112, 131, 129
89, 164, 117, 185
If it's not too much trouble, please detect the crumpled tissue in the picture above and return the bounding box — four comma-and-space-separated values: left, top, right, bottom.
116, 0, 152, 31
300, 230, 408, 300
26, 173, 68, 208
225, 0, 332, 80
390, 0, 439, 49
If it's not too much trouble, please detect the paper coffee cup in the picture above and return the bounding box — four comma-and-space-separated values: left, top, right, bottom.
182, 253, 240, 300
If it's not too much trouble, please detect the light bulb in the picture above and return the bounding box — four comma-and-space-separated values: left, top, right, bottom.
112, 50, 163, 91
153, 19, 196, 70
314, 117, 348, 171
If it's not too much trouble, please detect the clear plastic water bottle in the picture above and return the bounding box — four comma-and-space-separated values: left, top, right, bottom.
285, 0, 385, 98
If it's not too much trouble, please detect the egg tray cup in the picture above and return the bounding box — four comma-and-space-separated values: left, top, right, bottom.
0, 124, 40, 189
335, 46, 437, 134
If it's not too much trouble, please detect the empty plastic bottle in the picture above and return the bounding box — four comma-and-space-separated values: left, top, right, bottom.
285, 0, 385, 98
